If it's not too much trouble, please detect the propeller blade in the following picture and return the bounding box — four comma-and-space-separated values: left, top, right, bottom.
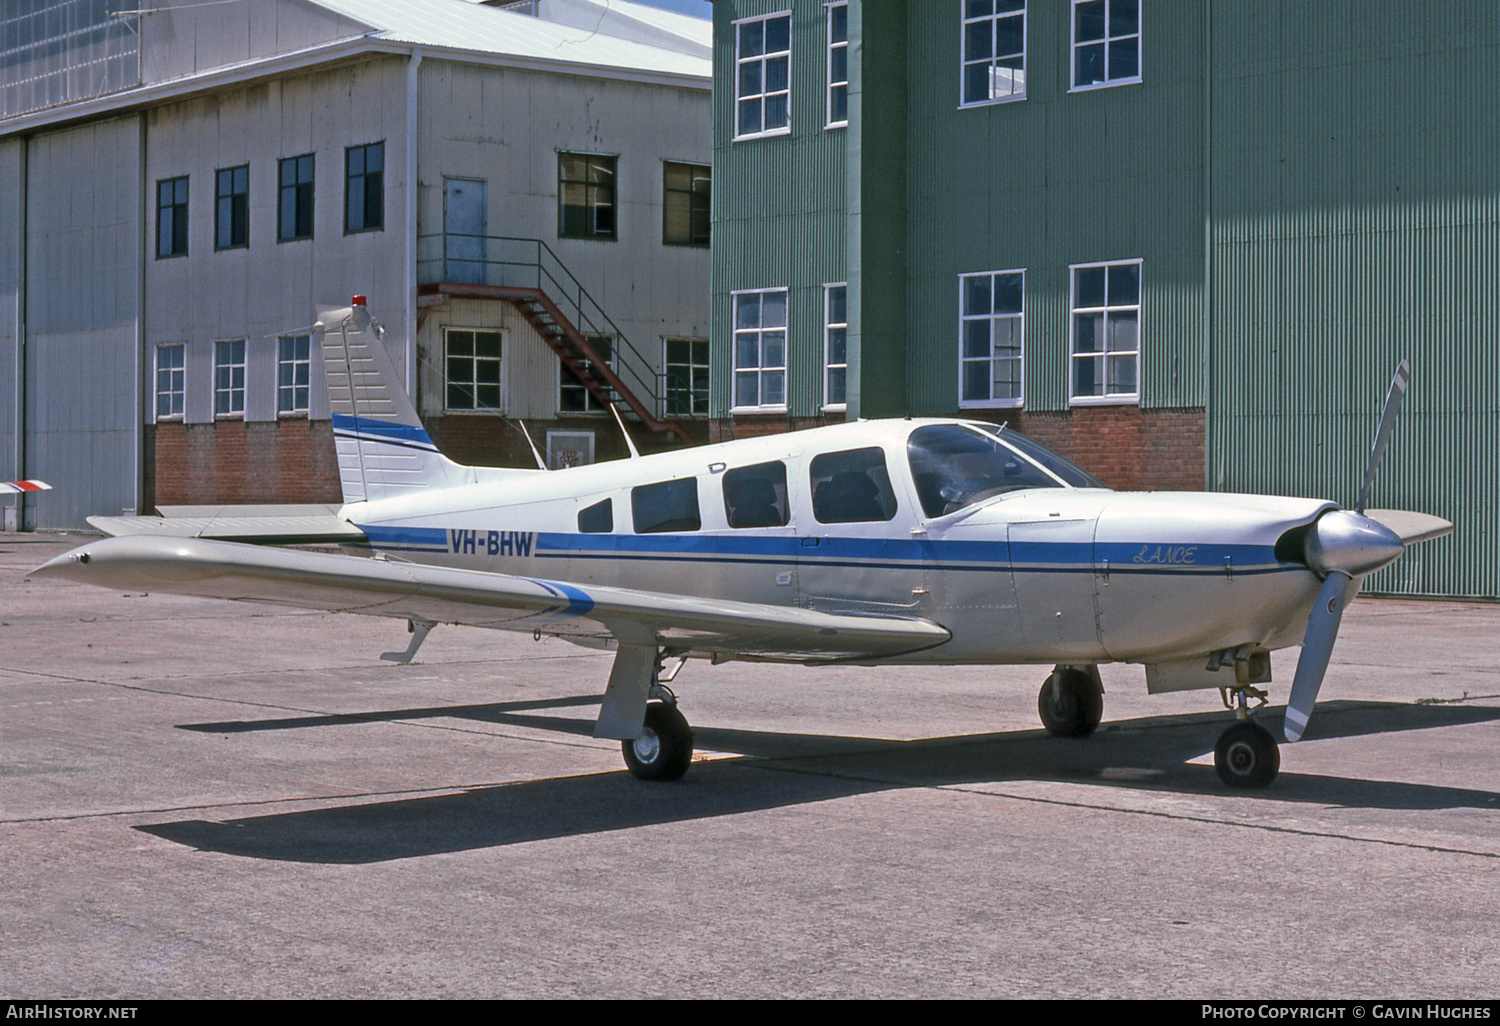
1354, 359, 1410, 515
1284, 570, 1359, 742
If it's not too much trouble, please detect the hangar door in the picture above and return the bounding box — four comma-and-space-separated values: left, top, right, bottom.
21, 120, 142, 529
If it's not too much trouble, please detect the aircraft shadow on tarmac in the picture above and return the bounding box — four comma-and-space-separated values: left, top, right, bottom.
137, 698, 1500, 864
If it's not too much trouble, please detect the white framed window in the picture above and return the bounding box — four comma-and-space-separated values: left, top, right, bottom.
560, 334, 615, 414
1071, 0, 1141, 91
155, 344, 185, 420
735, 12, 792, 139
731, 288, 787, 412
959, 270, 1024, 408
823, 283, 847, 411
1070, 260, 1140, 404
278, 335, 311, 415
827, 2, 849, 128
663, 337, 709, 417
445, 328, 504, 411
214, 339, 246, 417
961, 0, 1026, 106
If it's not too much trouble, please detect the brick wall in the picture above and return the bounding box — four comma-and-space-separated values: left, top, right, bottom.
427, 415, 663, 467
150, 406, 1203, 509
149, 420, 343, 510
710, 411, 846, 443
150, 415, 681, 509
1012, 407, 1206, 492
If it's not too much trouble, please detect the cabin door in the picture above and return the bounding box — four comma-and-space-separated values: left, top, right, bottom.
1007, 518, 1107, 662
444, 178, 487, 284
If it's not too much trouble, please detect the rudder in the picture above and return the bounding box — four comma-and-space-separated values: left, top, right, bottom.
319, 297, 468, 504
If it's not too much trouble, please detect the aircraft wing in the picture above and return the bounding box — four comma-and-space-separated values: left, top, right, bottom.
30, 535, 951, 664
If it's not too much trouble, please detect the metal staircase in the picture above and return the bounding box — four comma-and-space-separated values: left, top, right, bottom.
417, 234, 703, 445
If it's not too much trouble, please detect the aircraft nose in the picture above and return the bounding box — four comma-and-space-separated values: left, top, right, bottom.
1304, 509, 1405, 579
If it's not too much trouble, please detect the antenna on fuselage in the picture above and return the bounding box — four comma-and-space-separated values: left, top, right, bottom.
610, 403, 641, 459
517, 421, 548, 470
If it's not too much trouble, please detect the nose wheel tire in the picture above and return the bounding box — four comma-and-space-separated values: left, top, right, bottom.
622, 701, 694, 781
1038, 667, 1104, 737
1214, 721, 1280, 789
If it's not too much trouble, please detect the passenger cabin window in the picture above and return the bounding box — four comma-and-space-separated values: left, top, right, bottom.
810, 448, 898, 524
578, 498, 613, 534
632, 479, 701, 534
723, 461, 789, 529
907, 424, 1107, 518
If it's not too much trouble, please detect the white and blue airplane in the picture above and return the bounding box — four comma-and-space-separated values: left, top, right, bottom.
33, 298, 1452, 788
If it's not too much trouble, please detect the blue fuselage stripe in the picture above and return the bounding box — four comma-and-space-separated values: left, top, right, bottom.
354, 525, 1292, 577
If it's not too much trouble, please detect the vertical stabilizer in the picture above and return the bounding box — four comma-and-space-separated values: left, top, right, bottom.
320, 297, 467, 503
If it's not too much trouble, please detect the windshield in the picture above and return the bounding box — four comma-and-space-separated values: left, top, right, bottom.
906, 423, 1109, 518
966, 423, 1109, 490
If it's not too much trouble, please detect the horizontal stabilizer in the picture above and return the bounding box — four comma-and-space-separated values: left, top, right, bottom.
89, 505, 364, 545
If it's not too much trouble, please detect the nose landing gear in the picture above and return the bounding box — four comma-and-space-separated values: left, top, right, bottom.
1215, 683, 1280, 789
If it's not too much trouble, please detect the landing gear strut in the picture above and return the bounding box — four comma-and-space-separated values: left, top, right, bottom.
1215, 683, 1280, 789
1038, 666, 1104, 737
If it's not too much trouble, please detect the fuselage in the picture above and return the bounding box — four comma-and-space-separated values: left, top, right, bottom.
343, 419, 1335, 666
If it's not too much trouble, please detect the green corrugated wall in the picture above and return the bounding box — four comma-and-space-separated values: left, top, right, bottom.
712, 0, 847, 420
903, 0, 1208, 414
1206, 1, 1499, 597
711, 1, 1496, 596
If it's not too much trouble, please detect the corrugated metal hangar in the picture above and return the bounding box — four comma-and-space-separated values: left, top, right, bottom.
709, 0, 1497, 598
1, 0, 712, 529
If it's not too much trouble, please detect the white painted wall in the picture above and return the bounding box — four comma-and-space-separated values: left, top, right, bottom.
144, 56, 411, 427
1, 0, 710, 525
413, 58, 710, 420
0, 138, 22, 486
23, 118, 143, 527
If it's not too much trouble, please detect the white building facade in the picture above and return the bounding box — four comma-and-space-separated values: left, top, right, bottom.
1, 0, 711, 529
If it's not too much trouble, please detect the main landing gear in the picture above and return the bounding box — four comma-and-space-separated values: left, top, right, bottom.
595, 642, 695, 782
1214, 683, 1280, 789
622, 688, 694, 782
1038, 666, 1104, 737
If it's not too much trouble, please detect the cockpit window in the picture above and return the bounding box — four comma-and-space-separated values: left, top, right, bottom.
967, 423, 1109, 490
907, 424, 1108, 518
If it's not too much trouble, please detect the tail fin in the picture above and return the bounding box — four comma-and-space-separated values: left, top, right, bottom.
319, 297, 469, 504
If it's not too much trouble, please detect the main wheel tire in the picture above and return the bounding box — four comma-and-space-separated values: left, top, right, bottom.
1214, 721, 1280, 789
622, 702, 693, 781
1038, 668, 1104, 737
